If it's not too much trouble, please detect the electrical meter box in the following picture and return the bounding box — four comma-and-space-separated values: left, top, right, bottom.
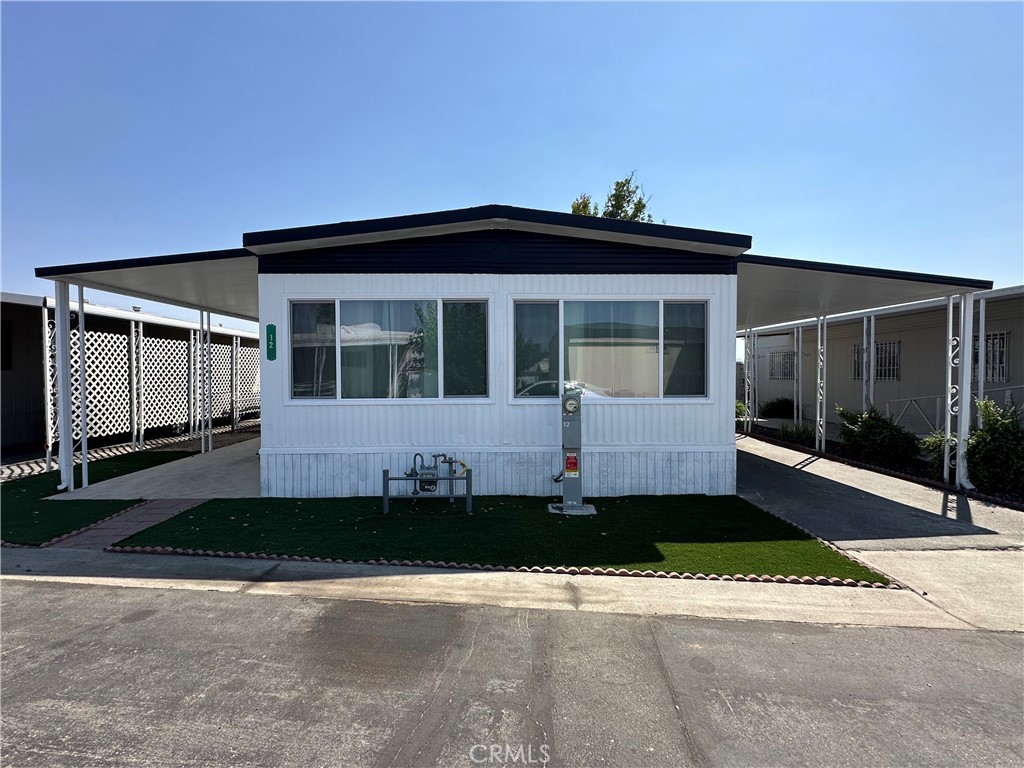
549, 390, 596, 516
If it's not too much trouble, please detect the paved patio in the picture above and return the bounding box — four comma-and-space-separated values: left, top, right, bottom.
52, 439, 261, 500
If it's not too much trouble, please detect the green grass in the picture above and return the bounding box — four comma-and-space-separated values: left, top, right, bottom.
119, 494, 887, 582
0, 451, 193, 545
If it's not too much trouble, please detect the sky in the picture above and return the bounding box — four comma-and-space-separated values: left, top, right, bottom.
2, 1, 1022, 334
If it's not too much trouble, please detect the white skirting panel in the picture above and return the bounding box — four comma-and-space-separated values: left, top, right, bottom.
260, 448, 737, 498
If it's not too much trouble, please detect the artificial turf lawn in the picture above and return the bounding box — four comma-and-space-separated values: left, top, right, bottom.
0, 451, 192, 545
119, 494, 888, 582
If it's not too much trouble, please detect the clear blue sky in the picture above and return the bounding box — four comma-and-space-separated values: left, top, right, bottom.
2, 1, 1021, 330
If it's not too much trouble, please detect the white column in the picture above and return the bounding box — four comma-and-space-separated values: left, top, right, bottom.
743, 329, 753, 433
815, 316, 825, 452
752, 332, 759, 423
943, 296, 955, 484
792, 327, 799, 425
956, 293, 975, 490
977, 298, 986, 425
54, 281, 75, 491
76, 285, 90, 487
796, 325, 803, 426
138, 321, 146, 450
868, 315, 876, 407
42, 305, 54, 473
862, 317, 868, 411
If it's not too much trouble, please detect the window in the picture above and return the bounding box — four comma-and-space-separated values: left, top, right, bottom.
663, 302, 707, 396
852, 341, 901, 381
973, 331, 1010, 383
289, 299, 488, 400
443, 301, 488, 397
339, 300, 437, 398
514, 299, 709, 399
514, 302, 559, 397
768, 350, 795, 380
291, 302, 336, 398
564, 301, 659, 398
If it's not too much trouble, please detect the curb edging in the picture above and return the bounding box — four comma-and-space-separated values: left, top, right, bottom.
102, 545, 897, 589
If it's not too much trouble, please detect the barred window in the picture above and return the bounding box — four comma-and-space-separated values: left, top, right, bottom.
768, 350, 795, 380
973, 331, 1010, 383
852, 341, 900, 381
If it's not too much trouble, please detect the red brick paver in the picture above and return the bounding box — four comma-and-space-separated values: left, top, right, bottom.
46, 499, 205, 550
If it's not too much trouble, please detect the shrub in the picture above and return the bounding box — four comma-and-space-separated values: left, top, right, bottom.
835, 405, 921, 468
777, 423, 816, 448
736, 400, 746, 420
921, 399, 1024, 496
966, 399, 1024, 496
760, 397, 795, 419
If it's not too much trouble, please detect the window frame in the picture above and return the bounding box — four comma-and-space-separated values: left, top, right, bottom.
283, 295, 494, 405
508, 295, 713, 405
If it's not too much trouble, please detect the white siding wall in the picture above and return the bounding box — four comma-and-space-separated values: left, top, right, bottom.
259, 273, 737, 497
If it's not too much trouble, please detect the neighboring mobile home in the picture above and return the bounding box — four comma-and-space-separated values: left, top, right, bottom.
747, 285, 1022, 434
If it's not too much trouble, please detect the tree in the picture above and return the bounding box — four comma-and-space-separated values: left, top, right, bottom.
571, 171, 656, 223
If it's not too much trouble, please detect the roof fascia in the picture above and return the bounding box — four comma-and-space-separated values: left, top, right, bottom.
739, 253, 993, 291
34, 248, 253, 280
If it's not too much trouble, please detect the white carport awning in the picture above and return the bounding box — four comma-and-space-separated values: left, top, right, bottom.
36, 247, 992, 329
736, 254, 992, 329
35, 248, 258, 321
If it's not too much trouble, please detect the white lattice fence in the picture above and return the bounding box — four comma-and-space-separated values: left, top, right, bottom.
239, 345, 261, 416
143, 336, 189, 430
65, 330, 132, 440
211, 343, 233, 417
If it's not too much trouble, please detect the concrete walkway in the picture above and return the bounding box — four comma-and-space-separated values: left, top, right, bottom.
46, 499, 204, 550
737, 436, 1024, 632
52, 438, 261, 500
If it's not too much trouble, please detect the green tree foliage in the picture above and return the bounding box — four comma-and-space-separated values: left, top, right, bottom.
571, 172, 656, 222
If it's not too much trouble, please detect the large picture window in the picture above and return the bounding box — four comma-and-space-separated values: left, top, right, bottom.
289, 298, 488, 400
564, 301, 659, 398
339, 300, 438, 399
291, 302, 337, 399
513, 299, 709, 400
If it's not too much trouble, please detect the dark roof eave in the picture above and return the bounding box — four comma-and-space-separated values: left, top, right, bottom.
739, 253, 993, 291
35, 248, 254, 279
242, 204, 753, 252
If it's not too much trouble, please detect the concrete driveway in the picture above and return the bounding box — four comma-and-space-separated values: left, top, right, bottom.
737, 436, 1024, 632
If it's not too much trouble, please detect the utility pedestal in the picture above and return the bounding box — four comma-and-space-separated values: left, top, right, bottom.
549, 390, 597, 516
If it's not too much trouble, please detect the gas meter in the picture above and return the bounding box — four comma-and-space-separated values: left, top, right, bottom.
549, 389, 597, 515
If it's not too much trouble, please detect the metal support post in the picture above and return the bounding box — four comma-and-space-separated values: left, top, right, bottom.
796, 325, 803, 427
977, 298, 986, 425
956, 293, 975, 490
862, 317, 868, 411
76, 285, 90, 487
42, 305, 55, 472
188, 329, 195, 439
868, 315, 876, 407
815, 316, 826, 453
54, 281, 75, 491
231, 335, 240, 431
742, 329, 753, 433
751, 332, 759, 424
943, 296, 957, 484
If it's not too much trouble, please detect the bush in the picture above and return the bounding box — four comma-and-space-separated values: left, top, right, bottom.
760, 397, 795, 419
777, 423, 816, 448
966, 399, 1024, 496
736, 400, 746, 420
921, 399, 1024, 496
835, 405, 921, 468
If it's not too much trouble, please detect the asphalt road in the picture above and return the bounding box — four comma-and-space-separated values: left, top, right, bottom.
2, 581, 1021, 768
